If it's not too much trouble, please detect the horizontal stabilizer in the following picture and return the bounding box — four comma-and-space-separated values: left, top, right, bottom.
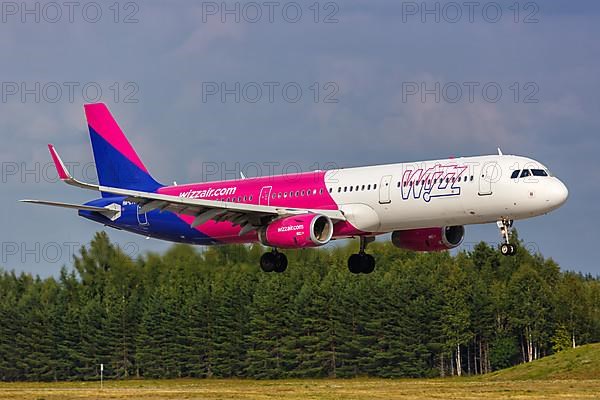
20, 199, 121, 220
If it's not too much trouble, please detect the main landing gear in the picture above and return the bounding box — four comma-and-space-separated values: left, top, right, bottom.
497, 218, 517, 256
260, 249, 288, 273
348, 236, 376, 274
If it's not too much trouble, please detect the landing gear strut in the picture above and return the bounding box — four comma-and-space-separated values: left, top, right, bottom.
497, 218, 516, 256
348, 236, 376, 274
260, 249, 288, 273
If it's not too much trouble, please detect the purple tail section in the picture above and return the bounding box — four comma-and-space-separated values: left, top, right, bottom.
84, 103, 162, 195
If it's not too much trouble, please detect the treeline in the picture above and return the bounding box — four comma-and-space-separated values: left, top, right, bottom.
0, 231, 599, 381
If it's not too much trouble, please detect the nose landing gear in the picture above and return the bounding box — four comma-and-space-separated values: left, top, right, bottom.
497, 218, 517, 256
348, 236, 376, 274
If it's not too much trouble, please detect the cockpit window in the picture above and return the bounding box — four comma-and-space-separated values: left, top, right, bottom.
520, 169, 531, 178
510, 170, 520, 179
531, 169, 548, 177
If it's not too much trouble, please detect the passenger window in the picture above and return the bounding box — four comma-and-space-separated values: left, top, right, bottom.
511, 170, 520, 179
463, 176, 467, 182
367, 184, 371, 190
470, 175, 473, 181
349, 186, 353, 192
374, 184, 377, 189
520, 170, 531, 178
338, 187, 341, 193
319, 189, 323, 194
362, 185, 365, 190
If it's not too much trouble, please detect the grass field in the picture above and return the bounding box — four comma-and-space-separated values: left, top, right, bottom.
1, 378, 599, 400
2, 344, 599, 400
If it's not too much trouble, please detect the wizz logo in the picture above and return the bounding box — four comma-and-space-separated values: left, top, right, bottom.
401, 164, 467, 202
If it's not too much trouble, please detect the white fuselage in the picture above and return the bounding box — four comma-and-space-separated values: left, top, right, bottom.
324, 154, 568, 234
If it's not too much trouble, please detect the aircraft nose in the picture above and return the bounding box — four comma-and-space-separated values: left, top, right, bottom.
548, 179, 569, 208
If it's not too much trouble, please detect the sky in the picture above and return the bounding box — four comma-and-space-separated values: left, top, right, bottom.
0, 0, 599, 276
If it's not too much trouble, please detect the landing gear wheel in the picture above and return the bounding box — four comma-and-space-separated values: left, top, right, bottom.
508, 244, 516, 256
500, 243, 511, 256
260, 250, 288, 272
348, 236, 377, 274
362, 254, 375, 274
348, 254, 363, 274
348, 253, 376, 274
273, 252, 288, 273
260, 252, 277, 272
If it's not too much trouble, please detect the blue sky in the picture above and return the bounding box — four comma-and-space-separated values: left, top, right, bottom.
1, 0, 598, 276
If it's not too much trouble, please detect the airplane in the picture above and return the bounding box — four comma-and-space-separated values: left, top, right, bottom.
21, 103, 569, 274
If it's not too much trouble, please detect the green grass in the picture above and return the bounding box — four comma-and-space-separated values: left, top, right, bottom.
0, 378, 599, 400
0, 344, 598, 399
484, 343, 600, 381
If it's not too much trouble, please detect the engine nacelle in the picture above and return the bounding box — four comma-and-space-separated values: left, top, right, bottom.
391, 226, 465, 251
258, 214, 334, 249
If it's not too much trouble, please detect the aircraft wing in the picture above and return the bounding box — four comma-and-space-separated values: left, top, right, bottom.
99, 185, 346, 235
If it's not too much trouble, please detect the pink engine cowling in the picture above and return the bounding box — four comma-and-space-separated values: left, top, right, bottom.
258, 214, 334, 249
391, 226, 465, 251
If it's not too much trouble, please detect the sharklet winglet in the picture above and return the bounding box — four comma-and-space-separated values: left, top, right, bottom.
47, 145, 99, 191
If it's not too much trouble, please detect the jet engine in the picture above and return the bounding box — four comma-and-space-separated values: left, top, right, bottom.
258, 214, 333, 249
391, 226, 465, 251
